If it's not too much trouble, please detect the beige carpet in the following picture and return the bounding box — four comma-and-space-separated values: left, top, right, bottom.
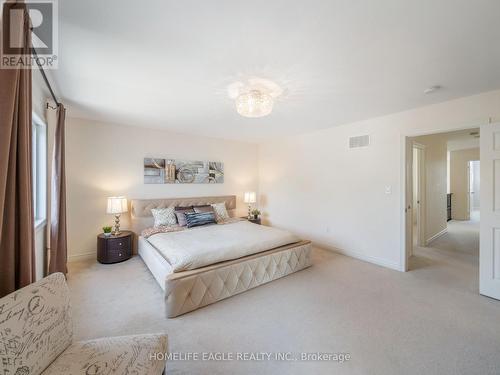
68, 219, 500, 374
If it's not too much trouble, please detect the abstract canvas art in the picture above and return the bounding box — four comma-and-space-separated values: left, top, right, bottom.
144, 158, 224, 184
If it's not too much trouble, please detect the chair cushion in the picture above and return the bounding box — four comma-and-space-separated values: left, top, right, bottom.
42, 334, 168, 374
0, 272, 73, 375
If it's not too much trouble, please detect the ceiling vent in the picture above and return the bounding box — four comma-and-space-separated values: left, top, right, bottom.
349, 135, 370, 149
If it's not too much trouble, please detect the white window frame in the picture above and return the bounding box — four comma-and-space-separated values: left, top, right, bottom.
32, 112, 47, 229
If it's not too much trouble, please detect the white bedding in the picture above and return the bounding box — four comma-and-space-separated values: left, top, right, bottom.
146, 221, 299, 272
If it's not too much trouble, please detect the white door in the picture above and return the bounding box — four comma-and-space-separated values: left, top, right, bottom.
480, 122, 500, 300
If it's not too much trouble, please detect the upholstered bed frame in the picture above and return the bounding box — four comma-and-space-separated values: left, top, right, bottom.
131, 196, 312, 318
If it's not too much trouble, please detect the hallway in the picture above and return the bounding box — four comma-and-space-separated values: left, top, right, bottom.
410, 213, 479, 294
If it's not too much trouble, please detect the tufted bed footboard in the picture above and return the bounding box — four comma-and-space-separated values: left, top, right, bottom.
164, 240, 312, 318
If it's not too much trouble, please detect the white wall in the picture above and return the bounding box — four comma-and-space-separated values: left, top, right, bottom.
450, 148, 480, 220
259, 89, 500, 271
65, 118, 259, 260
412, 134, 448, 242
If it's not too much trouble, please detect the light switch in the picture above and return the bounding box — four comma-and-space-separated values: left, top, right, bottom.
385, 186, 392, 194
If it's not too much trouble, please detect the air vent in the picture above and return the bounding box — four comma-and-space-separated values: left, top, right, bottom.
349, 135, 370, 149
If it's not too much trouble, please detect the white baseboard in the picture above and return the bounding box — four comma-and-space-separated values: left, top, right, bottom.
426, 228, 448, 246
317, 243, 401, 271
68, 251, 95, 262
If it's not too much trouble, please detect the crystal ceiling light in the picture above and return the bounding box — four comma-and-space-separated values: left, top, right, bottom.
236, 90, 273, 118
228, 78, 283, 118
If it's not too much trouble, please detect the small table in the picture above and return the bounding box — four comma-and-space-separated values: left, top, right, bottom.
97, 231, 133, 264
242, 217, 261, 225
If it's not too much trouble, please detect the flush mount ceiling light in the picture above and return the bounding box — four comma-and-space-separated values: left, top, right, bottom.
235, 90, 273, 118
228, 78, 283, 118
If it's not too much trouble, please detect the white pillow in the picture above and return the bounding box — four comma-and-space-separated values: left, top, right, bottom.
211, 202, 229, 222
151, 207, 177, 227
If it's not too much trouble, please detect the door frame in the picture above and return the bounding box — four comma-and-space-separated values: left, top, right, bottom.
400, 120, 488, 272
413, 142, 426, 248
467, 161, 472, 220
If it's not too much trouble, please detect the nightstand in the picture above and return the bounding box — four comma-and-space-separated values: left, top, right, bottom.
242, 217, 261, 225
97, 230, 133, 264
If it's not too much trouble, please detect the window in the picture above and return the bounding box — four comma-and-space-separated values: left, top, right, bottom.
32, 113, 47, 227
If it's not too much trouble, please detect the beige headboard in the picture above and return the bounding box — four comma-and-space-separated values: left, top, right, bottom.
130, 195, 236, 234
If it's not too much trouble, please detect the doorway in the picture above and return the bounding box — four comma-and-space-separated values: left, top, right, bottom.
403, 123, 500, 300
404, 128, 481, 276
412, 143, 425, 249
468, 160, 480, 221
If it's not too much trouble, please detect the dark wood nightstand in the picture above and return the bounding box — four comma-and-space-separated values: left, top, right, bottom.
97, 231, 133, 264
242, 217, 261, 225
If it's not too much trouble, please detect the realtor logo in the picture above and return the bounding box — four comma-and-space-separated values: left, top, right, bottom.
1, 0, 58, 69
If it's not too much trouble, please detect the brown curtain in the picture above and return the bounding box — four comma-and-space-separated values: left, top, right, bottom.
0, 1, 35, 297
49, 104, 67, 274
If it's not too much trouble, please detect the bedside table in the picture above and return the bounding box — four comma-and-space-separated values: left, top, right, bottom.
97, 231, 133, 264
242, 217, 261, 225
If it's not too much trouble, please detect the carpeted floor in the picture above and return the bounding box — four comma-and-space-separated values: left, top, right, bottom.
68, 217, 500, 375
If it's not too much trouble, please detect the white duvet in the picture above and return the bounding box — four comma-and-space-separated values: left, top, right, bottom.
146, 221, 299, 272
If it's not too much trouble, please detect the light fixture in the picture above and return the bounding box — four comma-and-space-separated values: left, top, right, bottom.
244, 192, 257, 219
236, 90, 273, 118
228, 77, 283, 118
106, 196, 128, 235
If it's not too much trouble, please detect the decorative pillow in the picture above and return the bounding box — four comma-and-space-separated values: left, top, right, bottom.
193, 205, 214, 214
174, 207, 194, 227
211, 202, 229, 222
184, 212, 216, 228
151, 207, 177, 227
175, 206, 193, 210
141, 225, 185, 238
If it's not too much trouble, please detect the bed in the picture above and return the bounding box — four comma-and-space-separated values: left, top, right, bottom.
131, 196, 312, 318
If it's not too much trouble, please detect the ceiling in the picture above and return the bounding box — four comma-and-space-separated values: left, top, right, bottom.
445, 128, 480, 151
53, 0, 500, 142
413, 128, 480, 151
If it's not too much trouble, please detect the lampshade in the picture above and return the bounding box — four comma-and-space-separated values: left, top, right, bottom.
106, 196, 128, 214
244, 192, 256, 204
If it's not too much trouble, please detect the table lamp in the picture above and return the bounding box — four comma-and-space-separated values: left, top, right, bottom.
243, 192, 256, 219
106, 196, 128, 235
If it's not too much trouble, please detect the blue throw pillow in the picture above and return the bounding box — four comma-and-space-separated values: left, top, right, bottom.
184, 211, 216, 228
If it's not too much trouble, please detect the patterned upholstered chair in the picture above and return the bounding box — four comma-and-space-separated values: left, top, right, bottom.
0, 273, 168, 374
